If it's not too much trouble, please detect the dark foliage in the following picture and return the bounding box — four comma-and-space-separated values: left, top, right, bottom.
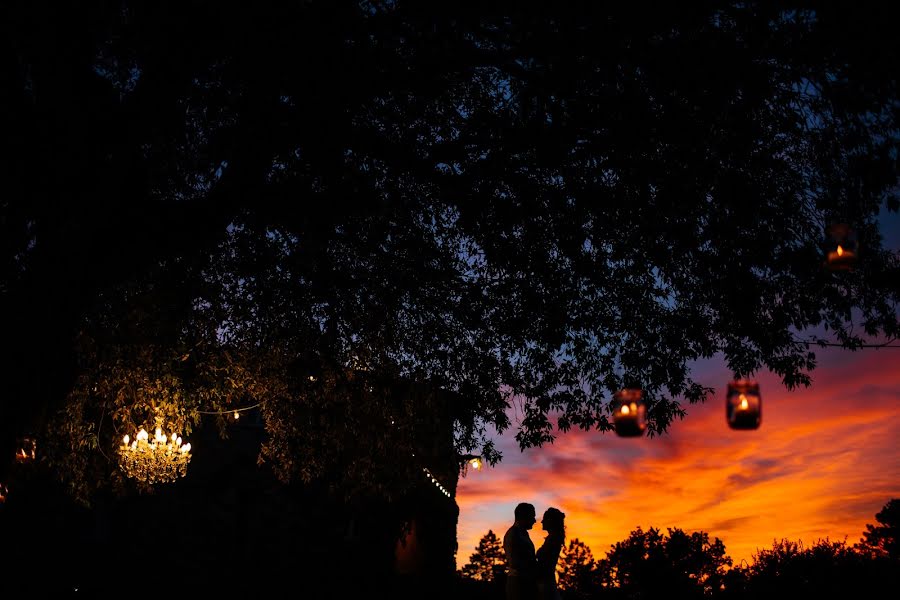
598, 526, 731, 598
558, 538, 600, 597
459, 529, 506, 582
857, 497, 900, 559
1, 2, 897, 501
733, 535, 898, 598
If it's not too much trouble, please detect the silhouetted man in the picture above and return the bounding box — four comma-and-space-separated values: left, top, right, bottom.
503, 502, 537, 600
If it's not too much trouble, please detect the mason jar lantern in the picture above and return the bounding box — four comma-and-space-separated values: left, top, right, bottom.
726, 380, 761, 430
824, 223, 858, 271
612, 388, 647, 437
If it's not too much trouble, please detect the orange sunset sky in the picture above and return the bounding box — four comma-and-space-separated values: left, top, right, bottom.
456, 346, 900, 569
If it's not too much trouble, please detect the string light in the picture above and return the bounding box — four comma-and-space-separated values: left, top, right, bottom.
118, 418, 192, 484
196, 403, 261, 416
192, 401, 456, 501
422, 467, 452, 498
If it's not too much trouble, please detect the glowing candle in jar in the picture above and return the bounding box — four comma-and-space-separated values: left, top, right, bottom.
612, 389, 647, 437
15, 437, 36, 462
825, 224, 858, 271
726, 381, 761, 430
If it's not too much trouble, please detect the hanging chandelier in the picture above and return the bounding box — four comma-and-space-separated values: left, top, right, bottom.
118, 419, 192, 484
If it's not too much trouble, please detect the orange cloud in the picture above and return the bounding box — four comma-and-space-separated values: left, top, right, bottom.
456, 349, 900, 569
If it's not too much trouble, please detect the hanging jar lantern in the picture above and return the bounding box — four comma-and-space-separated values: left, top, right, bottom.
824, 223, 858, 271
14, 437, 36, 463
726, 380, 761, 430
612, 388, 647, 437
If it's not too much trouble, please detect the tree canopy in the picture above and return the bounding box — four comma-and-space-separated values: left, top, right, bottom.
558, 538, 600, 596
459, 529, 505, 582
857, 497, 900, 559
2, 3, 898, 497
599, 526, 731, 597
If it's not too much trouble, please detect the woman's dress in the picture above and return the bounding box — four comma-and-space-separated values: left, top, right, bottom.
535, 533, 564, 600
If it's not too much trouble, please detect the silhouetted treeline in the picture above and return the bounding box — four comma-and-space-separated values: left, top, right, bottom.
458, 499, 900, 599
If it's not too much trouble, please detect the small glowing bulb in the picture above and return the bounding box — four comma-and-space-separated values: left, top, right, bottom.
620, 404, 630, 415
837, 245, 844, 256
233, 411, 240, 420
176, 437, 182, 446
739, 394, 749, 410
171, 433, 177, 441
182, 443, 191, 453
155, 427, 162, 438
123, 435, 130, 445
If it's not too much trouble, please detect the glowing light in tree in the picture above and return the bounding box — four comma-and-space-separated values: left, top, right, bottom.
825, 223, 858, 271
612, 389, 647, 437
118, 418, 192, 484
15, 437, 36, 463
726, 380, 761, 430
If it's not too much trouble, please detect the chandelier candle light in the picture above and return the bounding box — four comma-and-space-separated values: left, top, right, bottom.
119, 421, 192, 484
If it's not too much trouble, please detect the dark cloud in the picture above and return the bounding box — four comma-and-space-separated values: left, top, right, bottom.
708, 515, 758, 533
855, 384, 900, 403
726, 460, 800, 488
544, 454, 593, 475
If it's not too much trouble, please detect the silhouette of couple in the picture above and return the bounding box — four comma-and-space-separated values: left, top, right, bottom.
503, 502, 565, 600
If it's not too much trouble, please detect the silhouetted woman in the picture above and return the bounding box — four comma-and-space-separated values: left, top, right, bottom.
535, 507, 565, 600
